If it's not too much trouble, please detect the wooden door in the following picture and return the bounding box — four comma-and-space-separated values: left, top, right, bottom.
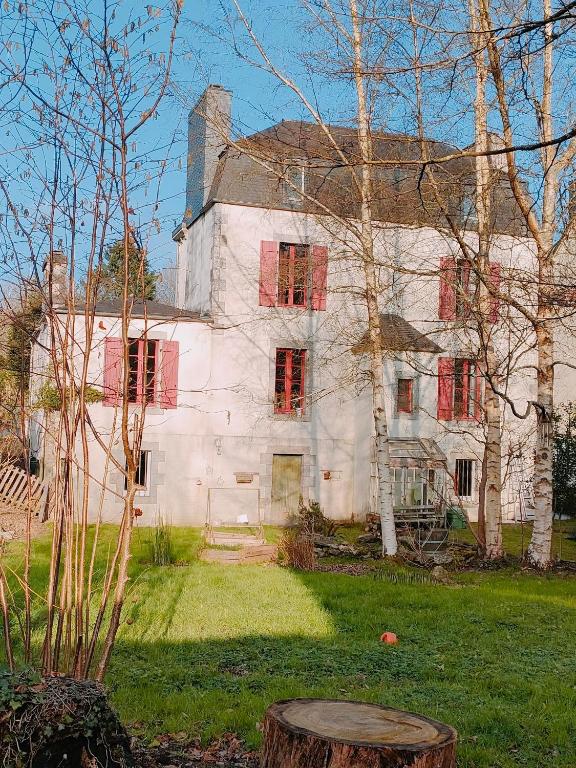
271, 454, 303, 522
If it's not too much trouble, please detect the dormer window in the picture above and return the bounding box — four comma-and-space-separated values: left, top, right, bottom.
460, 190, 478, 225
285, 163, 306, 206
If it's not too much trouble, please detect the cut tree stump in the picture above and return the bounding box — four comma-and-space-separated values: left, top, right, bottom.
261, 699, 456, 768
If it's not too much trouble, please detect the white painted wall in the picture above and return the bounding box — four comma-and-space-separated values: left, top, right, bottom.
31, 200, 576, 527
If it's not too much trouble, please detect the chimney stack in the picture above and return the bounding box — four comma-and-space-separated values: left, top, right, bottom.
43, 250, 68, 307
185, 84, 232, 224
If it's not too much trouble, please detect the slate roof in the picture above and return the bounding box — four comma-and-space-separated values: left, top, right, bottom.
198, 120, 526, 236
59, 299, 205, 322
352, 313, 443, 355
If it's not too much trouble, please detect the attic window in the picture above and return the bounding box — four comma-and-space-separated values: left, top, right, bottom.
460, 190, 478, 225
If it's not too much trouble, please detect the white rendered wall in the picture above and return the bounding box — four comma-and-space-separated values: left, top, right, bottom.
32, 199, 575, 527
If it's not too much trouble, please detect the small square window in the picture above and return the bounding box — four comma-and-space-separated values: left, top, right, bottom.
455, 458, 474, 498
397, 379, 413, 414
125, 450, 150, 492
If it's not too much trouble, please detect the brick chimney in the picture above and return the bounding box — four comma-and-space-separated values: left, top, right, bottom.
42, 250, 68, 307
185, 84, 232, 224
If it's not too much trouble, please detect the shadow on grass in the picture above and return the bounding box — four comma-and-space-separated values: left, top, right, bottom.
4, 528, 576, 768
104, 564, 576, 768
107, 629, 575, 768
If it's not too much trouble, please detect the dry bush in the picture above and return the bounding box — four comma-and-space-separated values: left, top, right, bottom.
279, 528, 316, 570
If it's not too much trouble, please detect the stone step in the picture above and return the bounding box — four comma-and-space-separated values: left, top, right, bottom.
207, 531, 265, 546
200, 544, 278, 565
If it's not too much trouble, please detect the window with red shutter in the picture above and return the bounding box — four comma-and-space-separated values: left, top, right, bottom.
454, 359, 476, 419
396, 378, 413, 413
160, 340, 179, 409
259, 241, 278, 306
103, 337, 169, 406
455, 258, 477, 318
278, 243, 309, 307
127, 339, 159, 404
311, 244, 328, 310
260, 241, 327, 310
438, 357, 482, 421
274, 348, 306, 414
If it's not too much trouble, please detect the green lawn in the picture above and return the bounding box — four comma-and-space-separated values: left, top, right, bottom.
3, 524, 576, 767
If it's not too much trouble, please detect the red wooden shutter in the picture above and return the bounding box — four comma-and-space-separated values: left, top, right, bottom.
474, 364, 483, 421
103, 338, 123, 406
437, 357, 454, 420
160, 340, 179, 409
439, 256, 457, 320
259, 241, 278, 306
488, 262, 501, 323
311, 245, 328, 310
462, 261, 472, 318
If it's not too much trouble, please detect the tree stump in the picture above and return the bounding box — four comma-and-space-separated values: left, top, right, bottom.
261, 699, 456, 768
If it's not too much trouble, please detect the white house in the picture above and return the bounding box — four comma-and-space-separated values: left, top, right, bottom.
31, 85, 569, 529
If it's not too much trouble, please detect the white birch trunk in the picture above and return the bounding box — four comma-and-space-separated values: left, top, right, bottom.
349, 0, 397, 555
470, 0, 503, 558
528, 269, 555, 566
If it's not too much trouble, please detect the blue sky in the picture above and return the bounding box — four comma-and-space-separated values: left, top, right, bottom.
0, 0, 566, 291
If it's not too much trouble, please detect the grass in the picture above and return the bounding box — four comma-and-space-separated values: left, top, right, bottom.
2, 522, 576, 768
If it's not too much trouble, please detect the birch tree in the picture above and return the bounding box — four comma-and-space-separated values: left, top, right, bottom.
215, 0, 399, 554
476, 0, 576, 566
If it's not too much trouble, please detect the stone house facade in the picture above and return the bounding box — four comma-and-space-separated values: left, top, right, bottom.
31, 85, 569, 528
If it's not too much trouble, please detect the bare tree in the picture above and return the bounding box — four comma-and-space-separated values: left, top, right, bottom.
475, 0, 576, 566
0, 0, 182, 675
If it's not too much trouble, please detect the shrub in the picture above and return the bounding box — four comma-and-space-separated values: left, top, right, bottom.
34, 383, 104, 411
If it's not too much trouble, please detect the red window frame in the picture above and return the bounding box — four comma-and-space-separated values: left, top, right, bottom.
397, 378, 413, 413
127, 338, 159, 405
277, 243, 309, 307
274, 348, 306, 414
453, 358, 477, 420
